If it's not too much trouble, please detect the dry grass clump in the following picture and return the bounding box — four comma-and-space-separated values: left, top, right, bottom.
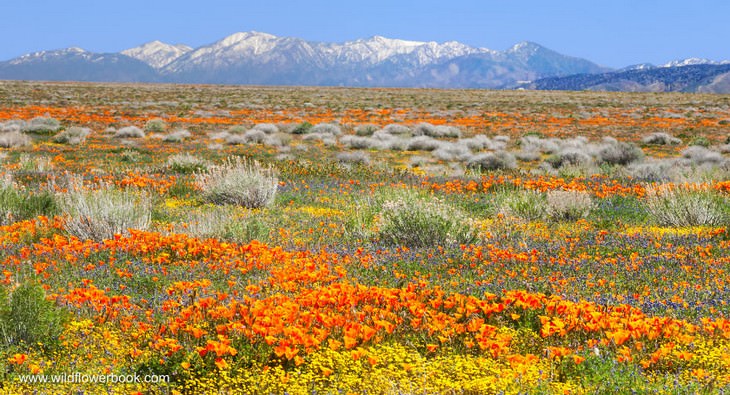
195, 156, 278, 208
643, 185, 727, 227
0, 131, 31, 148
545, 190, 594, 221
57, 178, 151, 242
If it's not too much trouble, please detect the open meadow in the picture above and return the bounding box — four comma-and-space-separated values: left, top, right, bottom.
2, 81, 730, 394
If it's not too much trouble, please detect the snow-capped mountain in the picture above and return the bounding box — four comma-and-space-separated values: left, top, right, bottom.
0, 47, 158, 82
121, 41, 192, 69
156, 31, 608, 87
0, 31, 611, 87
661, 58, 730, 68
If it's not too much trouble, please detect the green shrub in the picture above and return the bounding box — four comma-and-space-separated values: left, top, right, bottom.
0, 282, 67, 349
1, 176, 58, 225
689, 136, 711, 147
195, 156, 278, 208
643, 185, 727, 227
499, 190, 548, 221
377, 192, 477, 247
144, 118, 167, 133
167, 153, 211, 174
291, 122, 313, 135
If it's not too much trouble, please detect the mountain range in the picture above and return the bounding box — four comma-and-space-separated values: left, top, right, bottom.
0, 31, 728, 92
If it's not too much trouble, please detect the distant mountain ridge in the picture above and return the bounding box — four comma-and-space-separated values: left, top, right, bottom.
0, 31, 727, 92
521, 63, 730, 93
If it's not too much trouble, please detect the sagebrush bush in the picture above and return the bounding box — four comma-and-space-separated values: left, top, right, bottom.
406, 136, 442, 151
682, 146, 725, 165
355, 124, 378, 136
643, 185, 727, 227
53, 126, 91, 145
642, 132, 681, 145
58, 180, 152, 241
383, 124, 411, 136
598, 141, 644, 166
0, 131, 31, 148
195, 156, 278, 208
163, 129, 191, 143
336, 151, 370, 165
546, 190, 594, 221
23, 117, 61, 134
413, 123, 461, 138
114, 126, 145, 139
546, 149, 592, 168
432, 142, 472, 162
311, 123, 343, 136
0, 282, 67, 349
467, 151, 517, 171
252, 123, 279, 134
377, 193, 477, 247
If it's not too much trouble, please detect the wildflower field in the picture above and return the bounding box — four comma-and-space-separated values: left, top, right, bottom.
2, 81, 730, 394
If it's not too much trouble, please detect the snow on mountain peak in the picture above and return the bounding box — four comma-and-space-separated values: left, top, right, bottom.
122, 41, 192, 69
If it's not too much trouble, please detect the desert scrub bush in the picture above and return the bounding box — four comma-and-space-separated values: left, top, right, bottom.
597, 141, 644, 166
144, 118, 167, 133
114, 126, 145, 139
406, 136, 442, 151
291, 122, 313, 135
311, 123, 343, 136
498, 189, 548, 221
23, 117, 61, 134
642, 132, 681, 145
432, 142, 472, 162
340, 135, 373, 149
0, 281, 67, 350
0, 119, 26, 133
0, 131, 31, 148
545, 149, 592, 168
170, 206, 270, 243
167, 153, 211, 174
681, 146, 725, 166
355, 124, 378, 136
376, 192, 478, 248
195, 156, 278, 208
53, 126, 91, 145
413, 123, 461, 138
643, 185, 727, 227
336, 151, 370, 165
545, 190, 594, 221
382, 124, 411, 136
252, 123, 279, 134
58, 180, 152, 242
467, 151, 517, 171
163, 129, 191, 143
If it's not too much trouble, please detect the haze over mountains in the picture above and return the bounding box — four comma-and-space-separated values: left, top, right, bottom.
1, 31, 728, 92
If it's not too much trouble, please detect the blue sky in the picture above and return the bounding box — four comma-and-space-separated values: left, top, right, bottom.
1, 0, 727, 68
